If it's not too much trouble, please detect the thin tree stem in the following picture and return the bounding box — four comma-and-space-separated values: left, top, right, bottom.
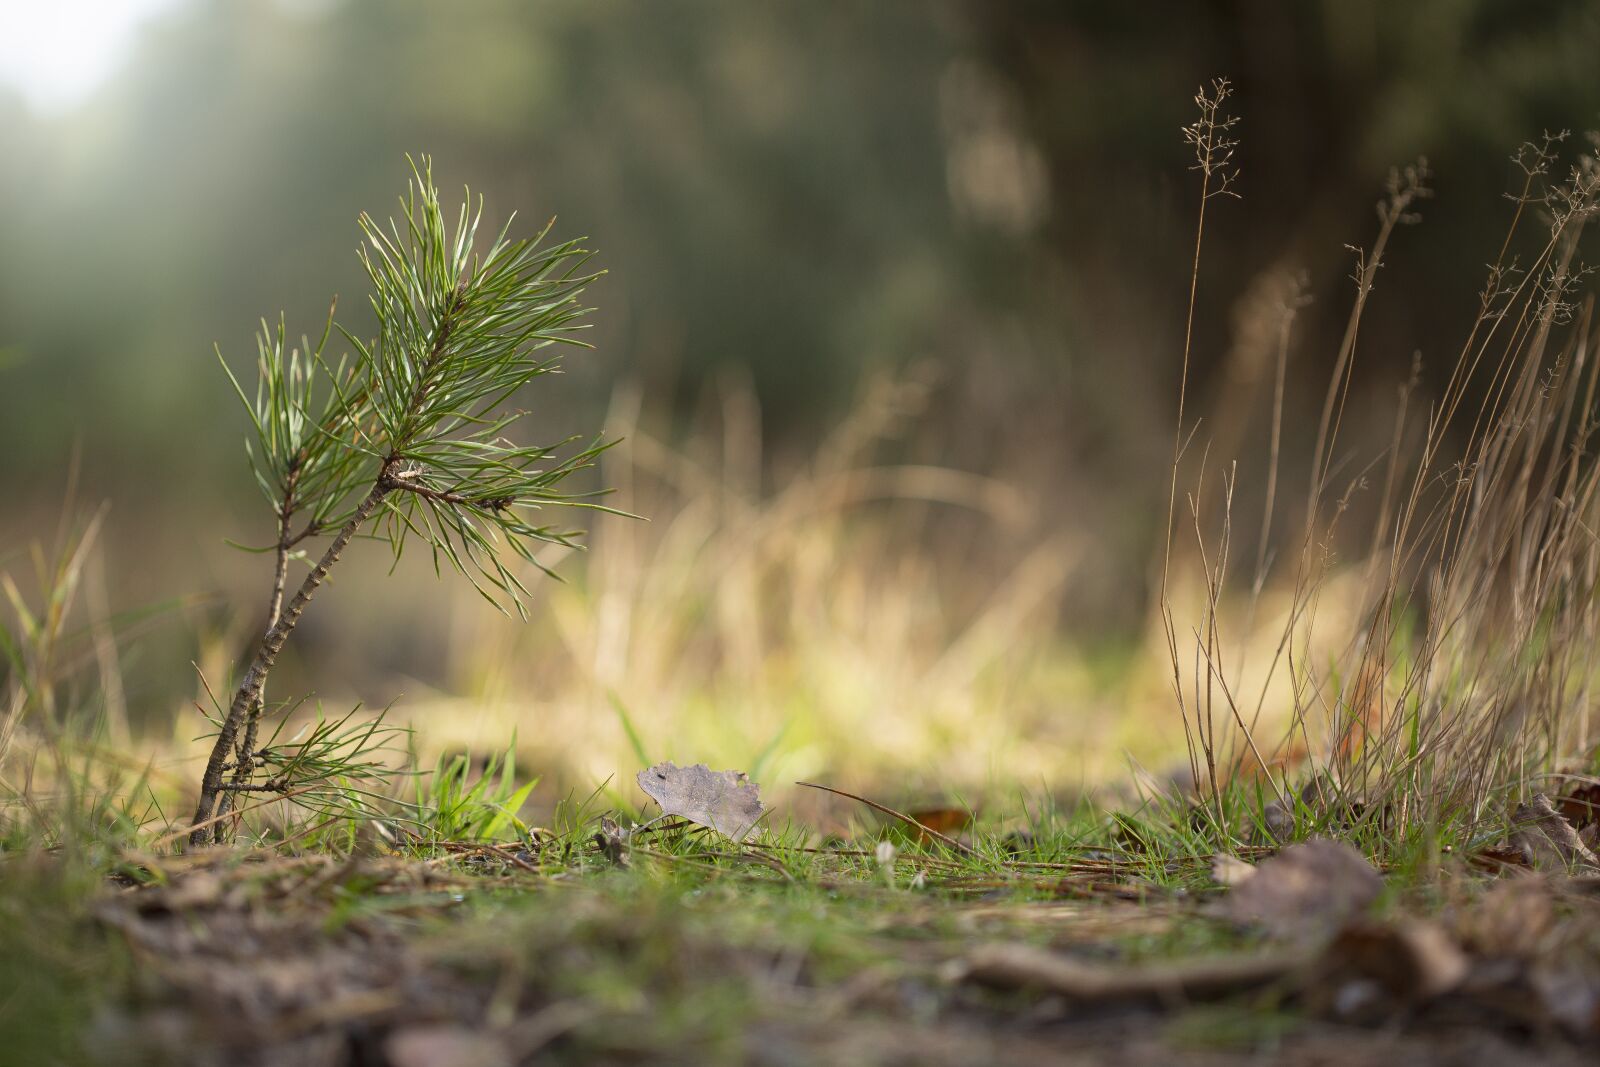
380, 471, 511, 510
213, 471, 299, 839
195, 283, 465, 847
189, 476, 390, 846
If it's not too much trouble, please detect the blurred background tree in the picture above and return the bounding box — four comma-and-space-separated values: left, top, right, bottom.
5, 0, 1600, 753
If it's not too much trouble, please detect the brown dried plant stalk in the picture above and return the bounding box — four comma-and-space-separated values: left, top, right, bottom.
1168, 102, 1600, 842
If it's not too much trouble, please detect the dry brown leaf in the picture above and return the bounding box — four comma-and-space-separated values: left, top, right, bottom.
1472, 841, 1534, 872
907, 807, 972, 844
1320, 919, 1469, 1002
593, 815, 629, 867
636, 761, 766, 842
1555, 780, 1600, 831
1212, 838, 1382, 937
798, 781, 977, 856
1509, 794, 1600, 875
1210, 854, 1257, 888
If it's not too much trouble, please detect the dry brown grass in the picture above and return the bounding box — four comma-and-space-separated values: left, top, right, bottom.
12, 102, 1600, 845
1163, 120, 1600, 838
393, 370, 1111, 799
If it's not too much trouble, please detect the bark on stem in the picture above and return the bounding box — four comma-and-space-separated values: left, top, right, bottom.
193, 286, 462, 847
188, 477, 390, 846
212, 482, 298, 840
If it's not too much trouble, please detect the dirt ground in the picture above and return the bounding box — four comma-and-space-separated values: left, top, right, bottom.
65, 848, 1600, 1067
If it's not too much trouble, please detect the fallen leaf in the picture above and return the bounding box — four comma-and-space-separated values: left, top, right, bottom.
1471, 841, 1533, 872
593, 815, 629, 867
1210, 854, 1257, 888
1555, 780, 1600, 831
636, 761, 766, 842
1509, 794, 1600, 875
1319, 919, 1469, 1003
907, 807, 972, 845
798, 781, 977, 855
1212, 838, 1382, 937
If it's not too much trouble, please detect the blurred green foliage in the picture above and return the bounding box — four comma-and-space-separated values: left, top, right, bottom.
0, 0, 976, 499
5, 0, 1600, 608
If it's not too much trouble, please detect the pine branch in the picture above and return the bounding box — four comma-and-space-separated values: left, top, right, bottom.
188, 155, 611, 846
190, 479, 391, 845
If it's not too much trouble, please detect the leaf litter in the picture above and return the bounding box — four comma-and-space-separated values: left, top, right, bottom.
1210, 838, 1383, 938
953, 791, 1600, 1051
636, 761, 767, 842
1509, 794, 1600, 875
30, 770, 1600, 1064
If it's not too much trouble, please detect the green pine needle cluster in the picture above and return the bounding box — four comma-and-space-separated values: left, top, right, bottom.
191, 157, 611, 845
224, 157, 612, 615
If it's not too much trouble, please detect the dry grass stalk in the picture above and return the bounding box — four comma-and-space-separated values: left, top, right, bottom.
1166, 107, 1600, 840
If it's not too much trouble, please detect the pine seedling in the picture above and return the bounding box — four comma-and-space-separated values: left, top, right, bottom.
190, 157, 610, 846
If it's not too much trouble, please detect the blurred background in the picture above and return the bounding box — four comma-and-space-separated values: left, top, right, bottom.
5, 0, 1600, 800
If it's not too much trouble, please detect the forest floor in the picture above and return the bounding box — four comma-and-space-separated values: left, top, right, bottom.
9, 778, 1600, 1067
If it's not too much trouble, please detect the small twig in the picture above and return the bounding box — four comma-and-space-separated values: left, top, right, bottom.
266, 817, 340, 852
476, 842, 542, 874
742, 840, 971, 872
380, 470, 515, 511
689, 848, 798, 882
795, 781, 977, 857
159, 785, 321, 850
633, 847, 776, 882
